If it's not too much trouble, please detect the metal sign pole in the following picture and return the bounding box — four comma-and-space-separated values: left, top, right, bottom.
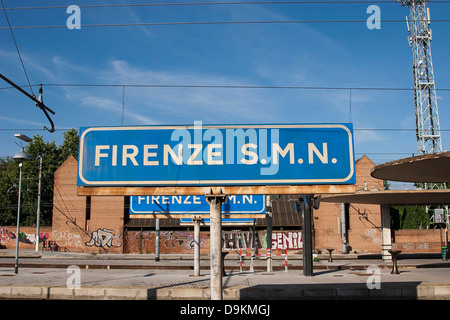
155, 218, 160, 262
250, 219, 255, 272
206, 193, 226, 300
192, 216, 202, 276
302, 196, 313, 277
266, 195, 273, 273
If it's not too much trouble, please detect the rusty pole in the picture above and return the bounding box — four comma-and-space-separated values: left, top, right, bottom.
206, 193, 226, 300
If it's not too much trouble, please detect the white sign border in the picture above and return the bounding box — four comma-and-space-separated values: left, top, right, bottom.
78, 124, 355, 186
129, 195, 266, 214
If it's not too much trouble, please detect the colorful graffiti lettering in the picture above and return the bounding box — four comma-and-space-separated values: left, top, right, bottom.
271, 232, 302, 250
0, 227, 9, 244
6, 229, 49, 245
222, 231, 302, 250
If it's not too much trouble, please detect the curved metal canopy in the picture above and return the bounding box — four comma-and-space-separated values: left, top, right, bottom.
370, 151, 450, 183
322, 189, 450, 205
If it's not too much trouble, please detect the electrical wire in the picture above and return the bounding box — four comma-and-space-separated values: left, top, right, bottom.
0, 127, 449, 132
3, 83, 450, 91
0, 0, 34, 96
2, 19, 450, 30
2, 1, 450, 11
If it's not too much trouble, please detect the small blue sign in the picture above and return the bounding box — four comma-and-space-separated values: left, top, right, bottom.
129, 195, 266, 216
179, 218, 255, 225
78, 123, 355, 186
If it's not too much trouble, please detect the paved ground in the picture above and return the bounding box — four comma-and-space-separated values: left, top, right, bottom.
0, 250, 449, 302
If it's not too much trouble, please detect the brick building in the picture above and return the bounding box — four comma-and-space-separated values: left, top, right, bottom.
1, 154, 440, 255
46, 154, 386, 255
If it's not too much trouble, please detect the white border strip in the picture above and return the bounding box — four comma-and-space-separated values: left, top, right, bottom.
78, 124, 355, 186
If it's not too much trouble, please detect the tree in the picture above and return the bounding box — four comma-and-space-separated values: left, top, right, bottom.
391, 205, 429, 229
0, 157, 21, 225
0, 129, 79, 226
59, 128, 79, 161
401, 205, 429, 229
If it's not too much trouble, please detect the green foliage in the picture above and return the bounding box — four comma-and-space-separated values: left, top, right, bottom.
0, 129, 79, 226
59, 129, 79, 161
391, 205, 429, 229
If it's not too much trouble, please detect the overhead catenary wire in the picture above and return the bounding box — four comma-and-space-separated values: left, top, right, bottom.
2, 18, 450, 30
0, 127, 450, 132
3, 83, 450, 91
0, 0, 34, 96
2, 1, 450, 11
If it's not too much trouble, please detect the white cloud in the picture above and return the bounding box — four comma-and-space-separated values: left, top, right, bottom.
98, 60, 282, 124
79, 94, 159, 125
353, 129, 385, 144
0, 115, 45, 127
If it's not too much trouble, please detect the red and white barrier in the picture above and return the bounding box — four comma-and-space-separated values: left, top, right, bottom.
239, 248, 289, 272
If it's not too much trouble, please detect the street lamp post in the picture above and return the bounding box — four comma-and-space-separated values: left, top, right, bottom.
12, 134, 32, 274
35, 156, 42, 252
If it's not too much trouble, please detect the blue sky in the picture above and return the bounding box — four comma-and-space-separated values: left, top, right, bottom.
1, 1, 450, 188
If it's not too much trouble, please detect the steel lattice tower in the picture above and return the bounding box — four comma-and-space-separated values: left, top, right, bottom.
400, 0, 443, 158
400, 0, 447, 228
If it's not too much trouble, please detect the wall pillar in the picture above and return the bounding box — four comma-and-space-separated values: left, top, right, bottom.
381, 204, 392, 261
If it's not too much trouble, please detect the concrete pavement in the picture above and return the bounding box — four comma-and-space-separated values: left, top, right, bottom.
0, 250, 449, 300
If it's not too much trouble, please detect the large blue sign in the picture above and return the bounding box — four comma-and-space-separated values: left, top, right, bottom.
130, 195, 265, 216
78, 123, 355, 186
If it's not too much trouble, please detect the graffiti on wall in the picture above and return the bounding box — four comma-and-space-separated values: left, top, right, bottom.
161, 231, 203, 249
52, 230, 82, 248
223, 231, 263, 250
85, 228, 122, 248
0, 227, 9, 244
125, 230, 302, 253
227, 231, 303, 251
0, 227, 49, 245
124, 231, 206, 253
271, 231, 302, 250
360, 229, 381, 244
223, 231, 302, 250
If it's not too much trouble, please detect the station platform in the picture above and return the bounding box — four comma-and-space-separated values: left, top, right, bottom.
0, 250, 449, 301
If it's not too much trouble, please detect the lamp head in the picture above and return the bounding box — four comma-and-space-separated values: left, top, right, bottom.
13, 148, 31, 162
14, 134, 32, 143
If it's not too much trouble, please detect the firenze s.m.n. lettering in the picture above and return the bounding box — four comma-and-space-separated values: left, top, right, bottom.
93, 142, 333, 167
